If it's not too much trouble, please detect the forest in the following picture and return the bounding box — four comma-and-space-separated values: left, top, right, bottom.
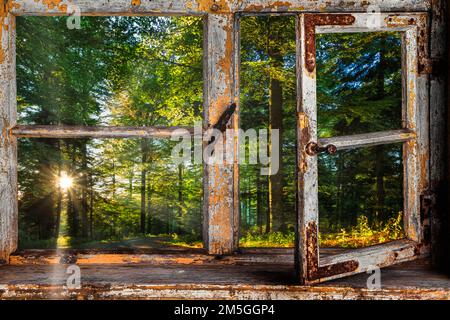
17, 15, 405, 250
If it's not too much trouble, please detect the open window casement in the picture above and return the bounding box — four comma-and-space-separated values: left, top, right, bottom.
296, 13, 430, 284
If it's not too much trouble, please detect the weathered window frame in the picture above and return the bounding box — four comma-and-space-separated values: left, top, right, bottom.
296, 12, 430, 284
0, 0, 440, 285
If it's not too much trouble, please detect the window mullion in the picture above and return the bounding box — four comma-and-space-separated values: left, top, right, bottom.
0, 12, 18, 263
203, 13, 238, 255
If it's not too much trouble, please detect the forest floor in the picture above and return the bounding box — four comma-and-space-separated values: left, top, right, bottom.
19, 235, 203, 251
19, 213, 404, 250
78, 236, 197, 250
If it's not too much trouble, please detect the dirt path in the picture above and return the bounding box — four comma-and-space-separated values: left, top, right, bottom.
76, 236, 192, 251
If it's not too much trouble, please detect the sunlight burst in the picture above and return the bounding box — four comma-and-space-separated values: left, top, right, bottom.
58, 172, 73, 191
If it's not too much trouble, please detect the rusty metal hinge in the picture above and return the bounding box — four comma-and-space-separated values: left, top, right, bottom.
420, 191, 435, 245
419, 58, 446, 76
420, 191, 435, 220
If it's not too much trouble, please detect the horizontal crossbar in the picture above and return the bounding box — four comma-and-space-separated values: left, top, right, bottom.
11, 125, 198, 139
318, 129, 416, 151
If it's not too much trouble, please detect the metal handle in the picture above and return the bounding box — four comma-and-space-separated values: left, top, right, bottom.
208, 103, 237, 148
305, 142, 337, 156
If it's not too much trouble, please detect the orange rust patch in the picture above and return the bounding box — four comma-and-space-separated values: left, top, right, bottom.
196, 0, 230, 13
205, 15, 235, 253
217, 20, 233, 106
131, 0, 141, 6
207, 159, 234, 254
305, 221, 319, 278
407, 79, 416, 127
385, 15, 419, 28
208, 15, 234, 123
22, 0, 69, 13
242, 1, 294, 12
243, 4, 264, 11
41, 0, 62, 10
385, 15, 429, 75
298, 113, 310, 173
419, 152, 429, 189
0, 0, 18, 65
269, 1, 292, 8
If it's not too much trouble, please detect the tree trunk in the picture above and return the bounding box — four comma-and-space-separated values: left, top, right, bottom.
256, 169, 263, 234
375, 145, 386, 219
68, 143, 78, 238
89, 172, 94, 239
177, 164, 184, 233
336, 153, 344, 230
54, 140, 62, 238
67, 189, 77, 238
111, 159, 116, 198
140, 139, 148, 235
146, 174, 152, 234
265, 175, 271, 234
55, 190, 62, 238
268, 72, 284, 232
129, 170, 134, 199
268, 16, 285, 233
81, 141, 89, 238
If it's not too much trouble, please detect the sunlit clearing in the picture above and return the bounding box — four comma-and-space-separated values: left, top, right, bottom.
58, 172, 73, 191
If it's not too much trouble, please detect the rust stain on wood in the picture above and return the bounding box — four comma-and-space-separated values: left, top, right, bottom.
1, 281, 449, 300
386, 15, 429, 75
204, 13, 236, 255
196, 0, 231, 13
0, 258, 447, 300
305, 221, 320, 278
0, 0, 16, 64
240, 1, 296, 12
305, 221, 359, 282
0, 0, 18, 263
9, 249, 297, 266
216, 17, 233, 111
312, 261, 359, 280
298, 112, 310, 173
304, 14, 356, 73
35, 0, 68, 12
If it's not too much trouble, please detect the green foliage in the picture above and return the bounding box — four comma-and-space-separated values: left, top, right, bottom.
240, 230, 296, 248
238, 211, 404, 249
320, 211, 404, 248
17, 16, 204, 248
18, 15, 406, 250
162, 233, 203, 248
239, 15, 297, 236
239, 18, 405, 248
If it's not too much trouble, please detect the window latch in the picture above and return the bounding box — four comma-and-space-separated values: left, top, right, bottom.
207, 103, 237, 146
305, 142, 337, 156
211, 103, 237, 133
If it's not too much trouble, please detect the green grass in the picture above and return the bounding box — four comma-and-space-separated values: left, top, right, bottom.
320, 212, 404, 248
238, 212, 404, 248
240, 231, 295, 248
160, 233, 203, 248
19, 235, 90, 249
19, 213, 404, 250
